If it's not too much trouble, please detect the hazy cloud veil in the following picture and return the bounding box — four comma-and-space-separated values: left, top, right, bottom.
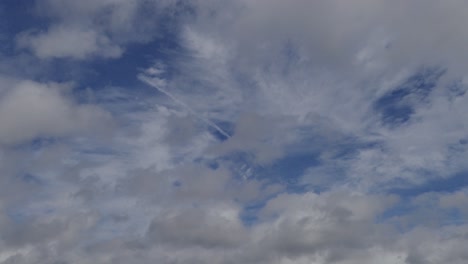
1, 0, 468, 263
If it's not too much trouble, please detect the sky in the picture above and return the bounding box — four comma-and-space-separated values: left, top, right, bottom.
1, 0, 468, 263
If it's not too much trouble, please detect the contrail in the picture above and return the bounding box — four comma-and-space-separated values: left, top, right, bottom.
138, 75, 232, 139
139, 74, 255, 180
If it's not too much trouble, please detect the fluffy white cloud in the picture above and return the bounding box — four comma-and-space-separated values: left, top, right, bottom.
3, 0, 468, 263
147, 203, 247, 249
17, 0, 178, 59
0, 79, 112, 145
17, 26, 122, 59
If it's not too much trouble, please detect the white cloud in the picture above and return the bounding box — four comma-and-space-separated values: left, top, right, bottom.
17, 0, 179, 60
0, 79, 112, 145
147, 203, 247, 249
17, 26, 123, 59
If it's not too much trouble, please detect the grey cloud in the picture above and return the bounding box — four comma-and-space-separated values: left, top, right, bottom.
146, 205, 247, 249
1, 219, 65, 248
189, 0, 468, 72
0, 80, 113, 145
212, 113, 287, 165
250, 192, 397, 261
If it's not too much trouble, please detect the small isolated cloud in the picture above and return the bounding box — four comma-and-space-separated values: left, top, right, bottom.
17, 26, 123, 59
15, 0, 180, 60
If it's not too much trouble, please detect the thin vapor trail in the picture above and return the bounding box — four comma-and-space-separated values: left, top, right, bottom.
139, 74, 255, 180
138, 75, 232, 139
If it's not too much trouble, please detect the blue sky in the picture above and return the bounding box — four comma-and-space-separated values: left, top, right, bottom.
1, 1, 468, 263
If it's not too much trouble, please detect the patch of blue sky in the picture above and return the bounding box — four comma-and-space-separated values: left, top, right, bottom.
245, 151, 321, 194
0, 0, 187, 94
239, 185, 284, 226
67, 143, 126, 166
85, 211, 135, 243
331, 136, 382, 160
300, 136, 383, 190
374, 67, 445, 127
240, 200, 269, 226
210, 147, 319, 193
378, 197, 466, 232
0, 0, 49, 53
6, 209, 29, 224
441, 208, 466, 226
79, 86, 159, 116
445, 139, 468, 161
5, 187, 53, 223
73, 146, 122, 158
446, 78, 468, 102
389, 171, 468, 199
12, 137, 58, 152
81, 4, 191, 88
279, 40, 302, 74
265, 152, 320, 184
216, 151, 258, 180
375, 173, 468, 230
17, 173, 44, 186
80, 39, 180, 89
207, 126, 382, 194
375, 198, 415, 228
207, 120, 235, 141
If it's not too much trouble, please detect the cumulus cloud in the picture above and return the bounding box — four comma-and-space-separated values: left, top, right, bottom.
17, 26, 123, 59
0, 79, 112, 145
147, 204, 247, 249
16, 0, 179, 59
